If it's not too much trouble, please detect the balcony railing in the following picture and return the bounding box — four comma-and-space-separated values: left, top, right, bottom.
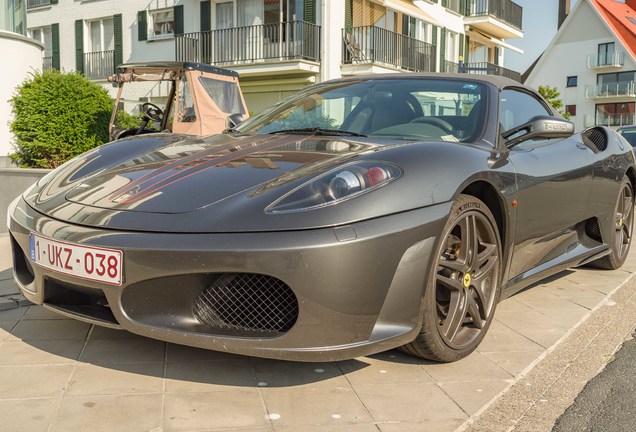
586, 52, 626, 69
27, 0, 51, 8
83, 50, 114, 80
176, 21, 320, 65
43, 56, 53, 71
596, 113, 635, 127
465, 0, 523, 30
585, 81, 636, 99
462, 61, 522, 82
444, 60, 459, 73
342, 26, 436, 73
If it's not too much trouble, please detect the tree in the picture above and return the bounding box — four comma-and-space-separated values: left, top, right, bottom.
538, 85, 571, 120
9, 69, 113, 168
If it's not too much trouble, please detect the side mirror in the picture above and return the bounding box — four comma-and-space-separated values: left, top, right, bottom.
225, 113, 245, 130
502, 115, 575, 148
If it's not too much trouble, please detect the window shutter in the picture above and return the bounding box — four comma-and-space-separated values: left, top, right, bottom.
304, 0, 315, 24
174, 5, 184, 35
440, 27, 446, 71
138, 11, 147, 41
459, 33, 465, 59
114, 14, 123, 71
51, 23, 60, 70
345, 0, 352, 29
431, 26, 438, 72
50, 0, 58, 4
200, 1, 211, 32
75, 19, 84, 74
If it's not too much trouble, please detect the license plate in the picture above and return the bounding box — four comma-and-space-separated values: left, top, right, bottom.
29, 233, 123, 286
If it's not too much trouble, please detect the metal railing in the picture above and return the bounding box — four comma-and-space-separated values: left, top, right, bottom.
595, 113, 635, 127
465, 0, 523, 30
444, 60, 459, 73
83, 50, 114, 80
462, 61, 522, 82
176, 21, 320, 65
585, 81, 636, 99
42, 56, 53, 71
342, 26, 436, 73
27, 0, 51, 8
586, 52, 626, 69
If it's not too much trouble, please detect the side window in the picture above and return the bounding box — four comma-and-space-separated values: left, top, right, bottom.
499, 89, 551, 133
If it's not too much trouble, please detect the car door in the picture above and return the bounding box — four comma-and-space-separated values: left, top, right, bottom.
504, 88, 595, 279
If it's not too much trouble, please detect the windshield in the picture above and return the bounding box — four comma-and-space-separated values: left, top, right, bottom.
235, 78, 487, 142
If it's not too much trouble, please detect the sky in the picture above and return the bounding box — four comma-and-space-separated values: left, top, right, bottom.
505, 0, 581, 73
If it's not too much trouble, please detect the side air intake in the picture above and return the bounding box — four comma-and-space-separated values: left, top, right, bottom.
582, 127, 608, 152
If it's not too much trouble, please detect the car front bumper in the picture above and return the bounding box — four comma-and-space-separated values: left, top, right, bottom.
8, 197, 450, 361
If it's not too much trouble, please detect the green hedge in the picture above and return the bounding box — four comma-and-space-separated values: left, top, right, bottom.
10, 69, 113, 168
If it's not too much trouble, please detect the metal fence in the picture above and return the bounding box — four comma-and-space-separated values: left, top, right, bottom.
342, 26, 436, 73
176, 21, 320, 65
42, 56, 53, 71
444, 60, 459, 73
442, 0, 462, 13
27, 0, 51, 9
465, 0, 523, 30
462, 61, 522, 82
83, 50, 114, 80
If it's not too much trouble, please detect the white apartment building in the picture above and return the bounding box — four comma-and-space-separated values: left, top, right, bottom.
526, 0, 636, 130
26, 0, 524, 113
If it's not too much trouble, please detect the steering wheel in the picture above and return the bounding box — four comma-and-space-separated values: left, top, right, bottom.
141, 102, 164, 122
410, 117, 454, 134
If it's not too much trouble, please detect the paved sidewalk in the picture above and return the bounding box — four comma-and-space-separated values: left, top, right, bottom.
1, 232, 635, 432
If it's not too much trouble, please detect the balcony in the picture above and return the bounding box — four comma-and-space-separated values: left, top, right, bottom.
83, 50, 114, 80
43, 56, 52, 71
175, 21, 320, 76
585, 81, 636, 99
595, 113, 635, 127
27, 0, 51, 9
342, 26, 436, 75
464, 0, 523, 39
462, 61, 522, 82
586, 52, 626, 69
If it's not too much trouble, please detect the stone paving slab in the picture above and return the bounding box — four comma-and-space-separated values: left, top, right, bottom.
0, 233, 634, 432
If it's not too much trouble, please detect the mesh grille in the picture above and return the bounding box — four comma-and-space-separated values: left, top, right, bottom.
585, 218, 602, 242
583, 127, 608, 152
193, 273, 298, 334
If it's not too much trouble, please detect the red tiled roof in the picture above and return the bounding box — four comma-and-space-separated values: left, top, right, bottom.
590, 0, 636, 61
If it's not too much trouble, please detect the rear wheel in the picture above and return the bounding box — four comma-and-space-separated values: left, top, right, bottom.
401, 194, 502, 362
589, 177, 634, 270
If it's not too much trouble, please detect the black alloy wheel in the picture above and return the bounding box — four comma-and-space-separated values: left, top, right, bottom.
401, 194, 502, 362
590, 177, 634, 270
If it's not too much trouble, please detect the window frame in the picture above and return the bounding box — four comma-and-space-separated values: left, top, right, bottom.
566, 76, 577, 88
86, 17, 114, 53
149, 7, 175, 39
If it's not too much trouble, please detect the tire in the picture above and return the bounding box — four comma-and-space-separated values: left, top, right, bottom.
589, 177, 634, 270
401, 194, 502, 362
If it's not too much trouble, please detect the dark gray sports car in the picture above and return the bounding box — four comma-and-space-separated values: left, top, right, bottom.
7, 74, 635, 363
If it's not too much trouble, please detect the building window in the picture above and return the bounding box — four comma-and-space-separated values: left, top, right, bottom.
596, 102, 635, 126
565, 105, 576, 116
150, 8, 174, 38
566, 76, 577, 87
598, 42, 615, 66
87, 17, 114, 53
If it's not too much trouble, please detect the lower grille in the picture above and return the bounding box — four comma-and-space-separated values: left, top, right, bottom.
193, 273, 298, 335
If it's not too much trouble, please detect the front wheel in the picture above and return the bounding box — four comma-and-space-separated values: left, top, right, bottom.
401, 194, 502, 362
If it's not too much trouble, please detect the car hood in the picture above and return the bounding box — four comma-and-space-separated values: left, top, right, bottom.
61, 133, 373, 214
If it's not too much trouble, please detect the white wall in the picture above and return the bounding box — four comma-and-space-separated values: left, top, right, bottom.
0, 30, 43, 159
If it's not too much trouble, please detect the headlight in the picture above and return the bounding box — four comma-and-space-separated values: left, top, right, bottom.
266, 161, 402, 213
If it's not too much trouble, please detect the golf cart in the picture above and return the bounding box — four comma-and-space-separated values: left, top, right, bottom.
108, 62, 248, 141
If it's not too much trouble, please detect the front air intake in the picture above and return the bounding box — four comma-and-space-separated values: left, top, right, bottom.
193, 273, 298, 335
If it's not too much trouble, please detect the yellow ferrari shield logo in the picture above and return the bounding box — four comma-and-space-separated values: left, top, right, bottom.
463, 273, 471, 288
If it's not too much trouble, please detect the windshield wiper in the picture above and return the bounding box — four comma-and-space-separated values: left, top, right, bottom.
269, 128, 367, 137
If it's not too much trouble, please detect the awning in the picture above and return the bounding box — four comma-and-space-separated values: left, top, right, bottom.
411, 0, 465, 33
466, 28, 524, 54
387, 0, 443, 27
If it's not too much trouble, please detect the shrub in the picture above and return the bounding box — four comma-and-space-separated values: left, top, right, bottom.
9, 69, 113, 168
